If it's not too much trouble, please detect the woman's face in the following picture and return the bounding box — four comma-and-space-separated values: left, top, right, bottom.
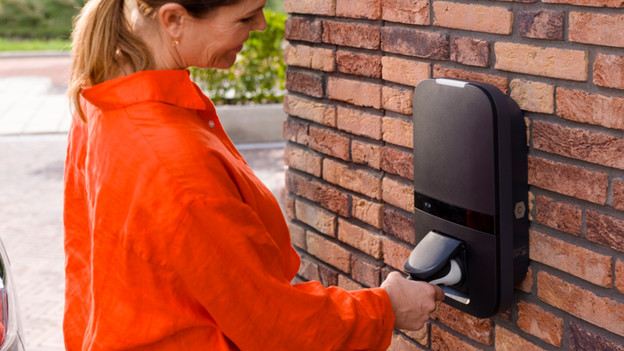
177, 0, 267, 69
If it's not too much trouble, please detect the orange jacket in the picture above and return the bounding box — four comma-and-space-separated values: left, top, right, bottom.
63, 70, 395, 350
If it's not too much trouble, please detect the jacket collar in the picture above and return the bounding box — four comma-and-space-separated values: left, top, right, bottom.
82, 70, 207, 111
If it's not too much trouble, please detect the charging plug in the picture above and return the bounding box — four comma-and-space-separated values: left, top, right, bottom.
428, 258, 462, 286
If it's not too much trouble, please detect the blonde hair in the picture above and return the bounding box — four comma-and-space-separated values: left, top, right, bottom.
69, 0, 153, 121
69, 0, 241, 121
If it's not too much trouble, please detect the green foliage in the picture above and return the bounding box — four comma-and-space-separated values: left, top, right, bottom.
190, 10, 287, 105
264, 0, 284, 13
0, 0, 283, 40
0, 0, 85, 39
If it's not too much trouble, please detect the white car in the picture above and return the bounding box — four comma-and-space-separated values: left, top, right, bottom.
0, 242, 24, 351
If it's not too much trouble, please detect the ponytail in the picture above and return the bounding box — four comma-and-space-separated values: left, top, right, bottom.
68, 0, 153, 121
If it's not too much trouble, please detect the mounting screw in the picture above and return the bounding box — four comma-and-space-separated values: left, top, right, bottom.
514, 202, 526, 219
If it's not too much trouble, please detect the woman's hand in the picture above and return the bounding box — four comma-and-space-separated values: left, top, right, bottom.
381, 271, 445, 331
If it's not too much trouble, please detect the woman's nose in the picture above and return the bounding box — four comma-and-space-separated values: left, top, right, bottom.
254, 11, 267, 31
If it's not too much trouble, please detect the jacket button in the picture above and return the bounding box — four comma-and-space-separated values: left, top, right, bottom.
208, 120, 215, 128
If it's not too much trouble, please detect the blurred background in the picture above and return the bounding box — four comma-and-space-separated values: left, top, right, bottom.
0, 0, 287, 350
0, 0, 287, 104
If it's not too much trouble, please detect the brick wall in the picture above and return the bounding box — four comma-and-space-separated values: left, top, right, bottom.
281, 0, 624, 349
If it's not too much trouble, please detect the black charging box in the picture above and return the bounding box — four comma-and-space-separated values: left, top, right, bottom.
405, 78, 529, 318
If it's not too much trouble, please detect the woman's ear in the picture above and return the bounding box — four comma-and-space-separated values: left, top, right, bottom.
157, 3, 188, 40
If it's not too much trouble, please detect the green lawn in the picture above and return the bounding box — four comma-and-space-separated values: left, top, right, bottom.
0, 38, 71, 52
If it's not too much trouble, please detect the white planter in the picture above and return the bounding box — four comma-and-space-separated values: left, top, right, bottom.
216, 103, 286, 144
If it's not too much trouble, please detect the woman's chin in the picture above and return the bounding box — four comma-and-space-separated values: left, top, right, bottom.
213, 58, 238, 70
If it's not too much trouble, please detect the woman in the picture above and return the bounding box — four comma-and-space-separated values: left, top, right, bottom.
64, 0, 444, 349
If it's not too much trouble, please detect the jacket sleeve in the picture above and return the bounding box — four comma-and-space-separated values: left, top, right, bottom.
168, 197, 395, 351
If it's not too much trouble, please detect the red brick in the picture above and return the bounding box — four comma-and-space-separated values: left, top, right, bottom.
338, 275, 363, 291
594, 60, 624, 99
382, 237, 412, 270
318, 264, 338, 287
586, 210, 624, 253
517, 301, 563, 346
381, 26, 449, 60
351, 139, 382, 169
535, 196, 582, 236
533, 121, 624, 170
285, 193, 295, 220
309, 126, 351, 161
388, 332, 423, 350
569, 321, 624, 351
351, 254, 382, 287
537, 272, 624, 337
432, 303, 493, 345
336, 50, 382, 79
530, 230, 613, 287
382, 208, 415, 245
284, 17, 323, 43
543, 0, 624, 6
298, 256, 321, 281
528, 191, 535, 222
382, 0, 430, 25
306, 232, 351, 273
381, 267, 393, 282
499, 309, 512, 321
495, 326, 546, 351
286, 69, 324, 98
351, 195, 384, 229
337, 219, 383, 259
616, 260, 624, 294
327, 76, 382, 109
336, 106, 383, 140
323, 158, 383, 200
283, 94, 336, 127
450, 37, 490, 67
528, 156, 608, 205
284, 0, 335, 15
282, 118, 309, 145
401, 328, 428, 347
381, 146, 414, 180
382, 116, 413, 148
594, 53, 624, 90
318, 264, 339, 287
323, 21, 381, 50
295, 200, 337, 237
336, 0, 381, 19
433, 65, 508, 93
614, 179, 624, 212
285, 172, 349, 216
433, 2, 513, 34
283, 44, 335, 72
509, 79, 555, 114
300, 175, 349, 217
288, 221, 306, 250
557, 87, 624, 131
283, 143, 322, 177
382, 85, 414, 115
494, 42, 588, 81
570, 12, 624, 48
517, 10, 564, 40
382, 176, 414, 213
382, 56, 430, 87
516, 266, 534, 293
431, 325, 482, 350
